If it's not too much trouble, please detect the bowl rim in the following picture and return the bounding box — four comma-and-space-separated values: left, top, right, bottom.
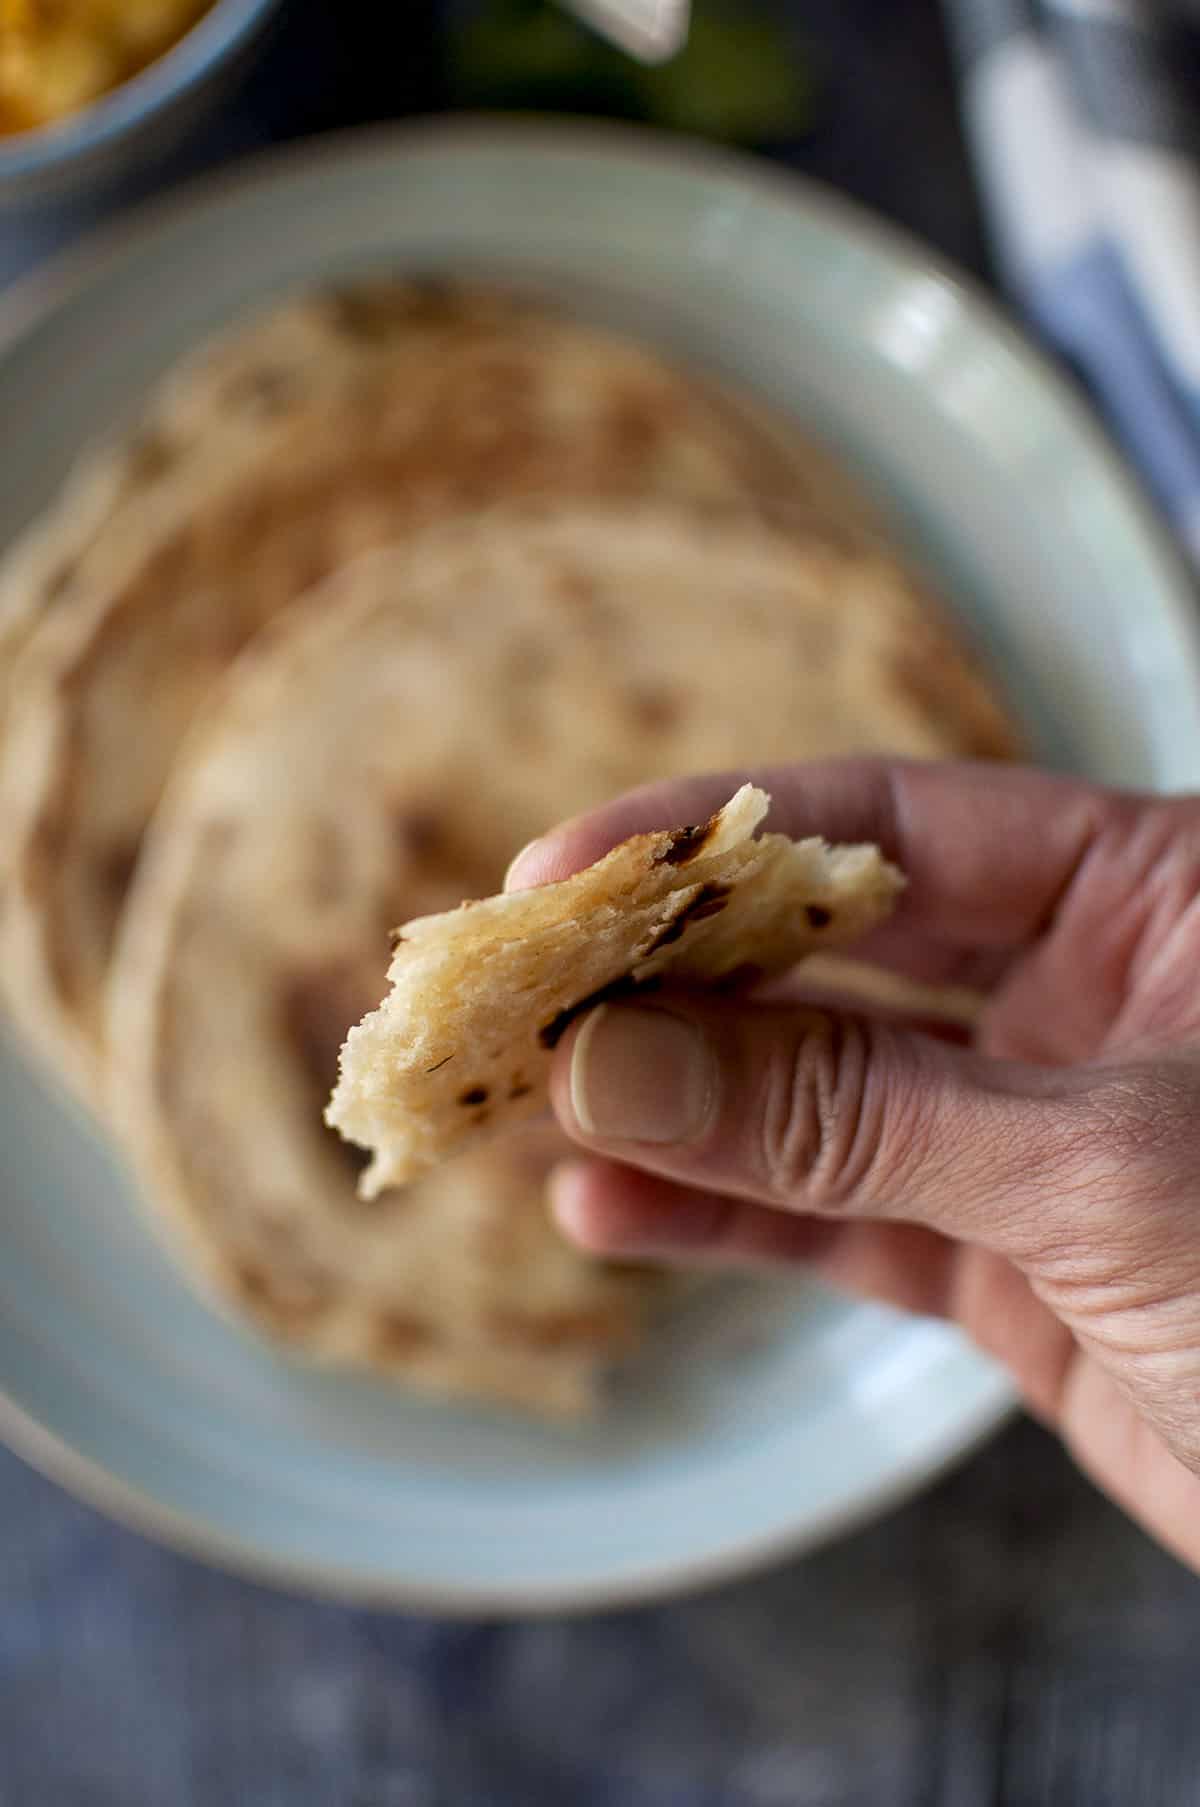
0, 116, 1195, 1611
0, 0, 280, 181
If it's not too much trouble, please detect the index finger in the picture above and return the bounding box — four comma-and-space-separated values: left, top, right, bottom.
505, 758, 1142, 956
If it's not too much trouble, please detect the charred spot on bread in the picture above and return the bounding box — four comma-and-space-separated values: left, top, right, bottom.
538, 972, 661, 1051
640, 881, 733, 954
657, 812, 722, 867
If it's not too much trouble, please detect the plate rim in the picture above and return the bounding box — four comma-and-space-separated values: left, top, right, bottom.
0, 116, 1191, 1611
3, 112, 1198, 662
0, 1359, 1017, 1614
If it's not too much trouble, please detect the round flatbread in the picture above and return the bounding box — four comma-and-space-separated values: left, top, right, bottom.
0, 279, 492, 720
1, 281, 881, 1102
329, 784, 903, 1193
107, 504, 1014, 1407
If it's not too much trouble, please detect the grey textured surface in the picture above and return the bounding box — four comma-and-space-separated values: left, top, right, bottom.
3, 3, 1199, 1801
4, 1422, 1200, 1806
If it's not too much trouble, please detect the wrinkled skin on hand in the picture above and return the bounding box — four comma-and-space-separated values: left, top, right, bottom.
507, 761, 1200, 1573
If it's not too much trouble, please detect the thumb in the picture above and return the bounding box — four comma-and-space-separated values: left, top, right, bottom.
549, 997, 1101, 1265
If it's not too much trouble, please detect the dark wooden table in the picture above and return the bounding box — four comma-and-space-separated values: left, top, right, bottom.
3, 5, 1199, 1802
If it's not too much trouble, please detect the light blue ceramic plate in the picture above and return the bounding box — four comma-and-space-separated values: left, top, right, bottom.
2, 122, 1199, 1613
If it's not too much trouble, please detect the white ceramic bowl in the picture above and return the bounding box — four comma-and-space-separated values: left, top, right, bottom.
0, 0, 282, 207
2, 121, 1198, 1612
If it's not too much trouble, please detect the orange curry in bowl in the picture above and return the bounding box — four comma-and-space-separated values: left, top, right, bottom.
0, 0, 214, 134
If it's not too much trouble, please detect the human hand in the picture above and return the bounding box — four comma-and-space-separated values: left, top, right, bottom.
507, 760, 1200, 1572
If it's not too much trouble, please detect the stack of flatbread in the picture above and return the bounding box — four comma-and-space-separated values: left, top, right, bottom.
0, 279, 1019, 1416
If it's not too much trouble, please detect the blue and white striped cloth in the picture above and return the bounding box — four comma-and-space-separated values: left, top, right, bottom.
942, 0, 1200, 566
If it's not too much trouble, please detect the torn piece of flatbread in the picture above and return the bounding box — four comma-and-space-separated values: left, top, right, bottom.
328, 785, 904, 1195
793, 954, 984, 1027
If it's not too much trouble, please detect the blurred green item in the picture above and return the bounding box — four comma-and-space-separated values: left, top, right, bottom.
447, 0, 812, 143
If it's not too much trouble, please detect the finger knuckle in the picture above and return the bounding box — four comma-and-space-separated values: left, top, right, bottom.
755, 1012, 887, 1209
